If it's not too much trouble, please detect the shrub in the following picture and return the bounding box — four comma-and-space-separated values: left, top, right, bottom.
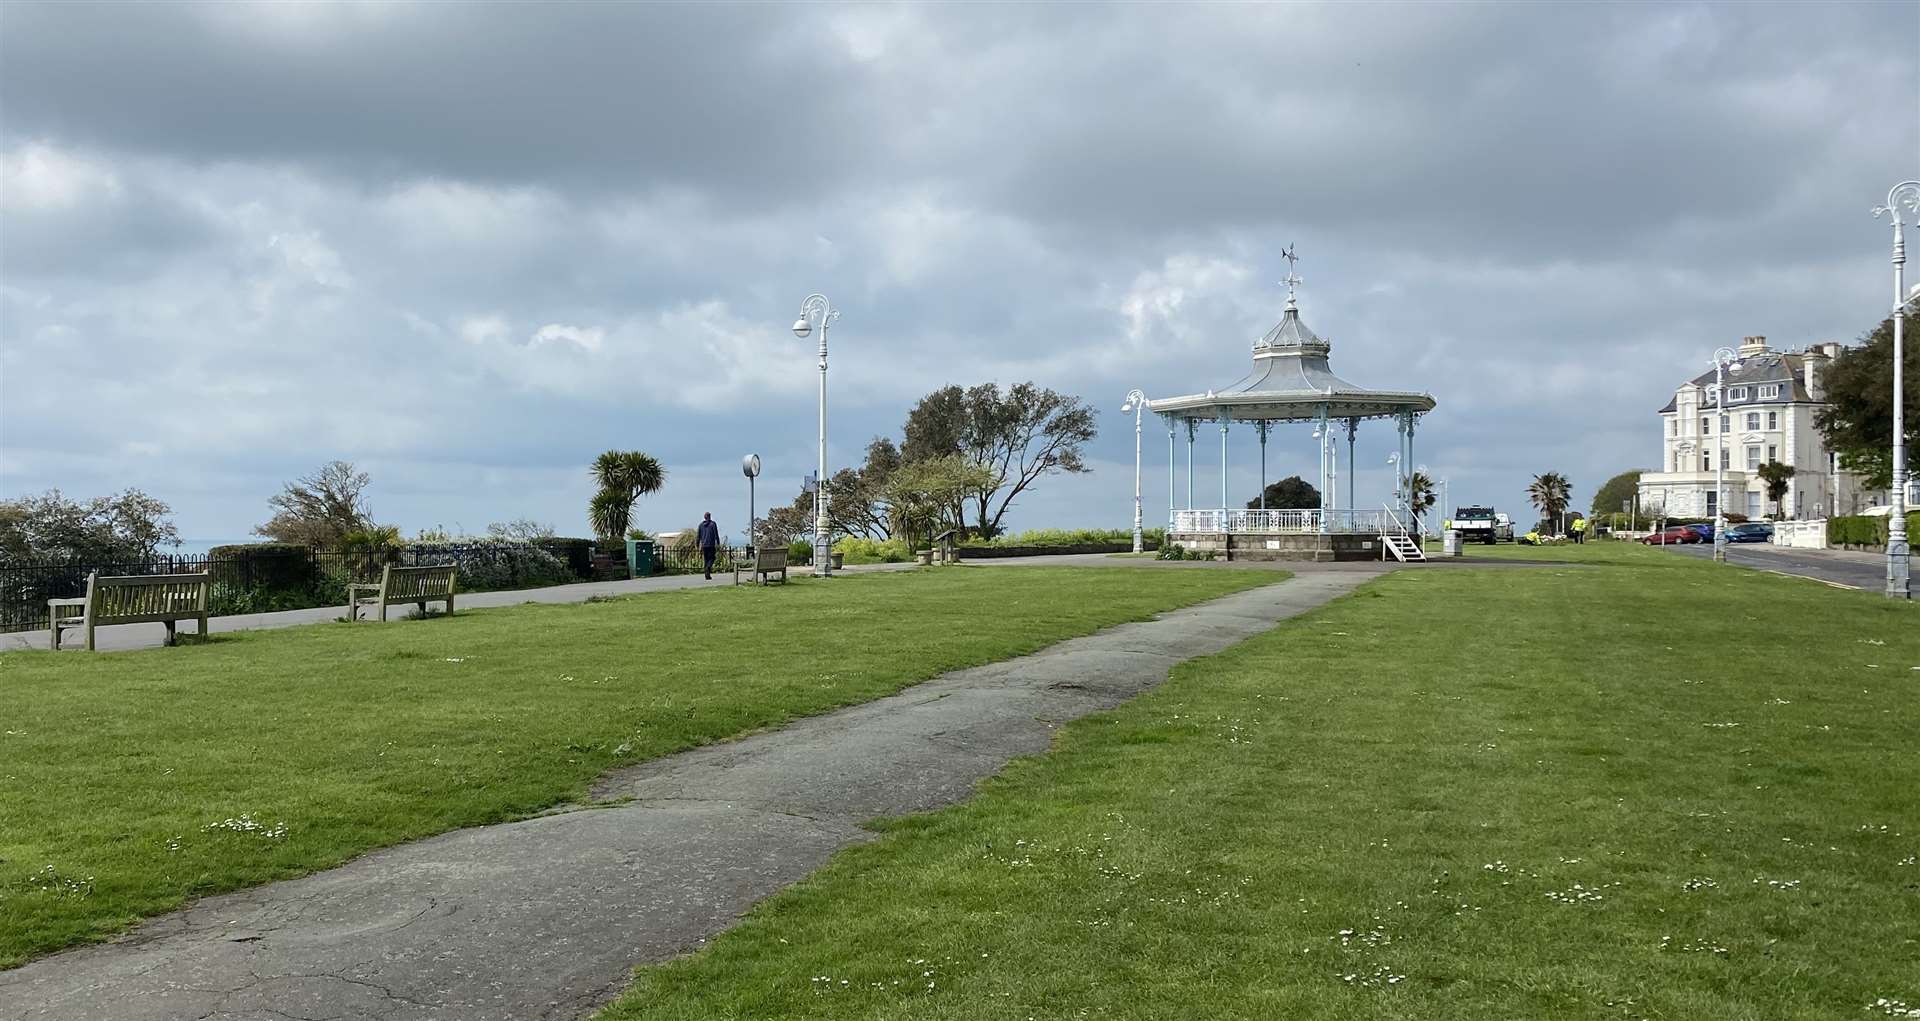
206, 543, 321, 591
788, 539, 813, 564
960, 527, 1164, 549
402, 539, 574, 592
833, 536, 912, 563
533, 537, 595, 578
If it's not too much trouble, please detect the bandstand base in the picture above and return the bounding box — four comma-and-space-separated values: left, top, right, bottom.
1169, 531, 1382, 562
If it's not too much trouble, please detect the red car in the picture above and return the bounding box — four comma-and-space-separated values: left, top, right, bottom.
1640, 526, 1703, 545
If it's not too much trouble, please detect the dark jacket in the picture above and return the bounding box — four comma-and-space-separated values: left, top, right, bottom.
696, 520, 721, 549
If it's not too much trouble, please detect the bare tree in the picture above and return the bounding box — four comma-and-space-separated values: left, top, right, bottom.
255, 461, 373, 547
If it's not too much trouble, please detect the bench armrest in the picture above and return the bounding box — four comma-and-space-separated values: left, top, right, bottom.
47, 598, 87, 609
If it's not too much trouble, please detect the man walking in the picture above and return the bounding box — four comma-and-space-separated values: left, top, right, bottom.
696, 512, 721, 580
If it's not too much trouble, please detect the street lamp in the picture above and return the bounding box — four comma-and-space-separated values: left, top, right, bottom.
792, 294, 840, 577
1121, 389, 1148, 554
1709, 346, 1741, 562
742, 454, 761, 552
1873, 181, 1918, 599
1386, 452, 1401, 520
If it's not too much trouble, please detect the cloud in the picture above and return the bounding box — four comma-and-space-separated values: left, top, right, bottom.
0, 2, 1915, 538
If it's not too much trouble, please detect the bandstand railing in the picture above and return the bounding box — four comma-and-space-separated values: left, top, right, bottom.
1171, 509, 1390, 534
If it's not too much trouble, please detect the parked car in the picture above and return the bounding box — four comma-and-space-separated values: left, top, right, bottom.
1726, 522, 1774, 543
1640, 525, 1704, 545
1684, 523, 1715, 541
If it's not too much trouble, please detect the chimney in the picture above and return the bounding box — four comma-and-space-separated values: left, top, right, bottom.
1804, 354, 1819, 400
1738, 335, 1769, 357
1822, 341, 1841, 359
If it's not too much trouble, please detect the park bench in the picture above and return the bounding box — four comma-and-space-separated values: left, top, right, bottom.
49, 571, 210, 651
733, 545, 789, 586
347, 564, 458, 622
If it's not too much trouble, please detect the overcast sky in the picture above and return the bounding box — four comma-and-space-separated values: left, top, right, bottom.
3, 1, 1917, 543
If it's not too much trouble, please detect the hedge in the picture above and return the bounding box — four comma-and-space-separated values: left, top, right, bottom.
1827, 513, 1920, 548
205, 542, 322, 592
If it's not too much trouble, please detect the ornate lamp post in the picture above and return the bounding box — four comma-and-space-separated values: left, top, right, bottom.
1873, 181, 1918, 599
1386, 452, 1401, 520
792, 294, 839, 577
1709, 346, 1740, 562
1121, 390, 1148, 553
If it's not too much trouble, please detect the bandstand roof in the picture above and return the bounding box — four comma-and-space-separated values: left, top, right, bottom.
1147, 294, 1437, 424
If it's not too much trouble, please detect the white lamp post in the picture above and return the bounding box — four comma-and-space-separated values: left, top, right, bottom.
1709, 346, 1740, 562
1122, 390, 1148, 553
1386, 452, 1401, 521
792, 294, 839, 577
1873, 181, 1918, 599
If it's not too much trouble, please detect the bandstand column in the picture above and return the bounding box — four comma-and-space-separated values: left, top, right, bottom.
1166, 416, 1175, 529
1185, 419, 1195, 510
1407, 414, 1418, 524
1318, 404, 1332, 533
1257, 421, 1271, 509
1346, 418, 1358, 513
1219, 417, 1229, 511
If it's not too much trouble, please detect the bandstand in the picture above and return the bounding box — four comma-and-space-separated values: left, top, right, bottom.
1144, 252, 1436, 561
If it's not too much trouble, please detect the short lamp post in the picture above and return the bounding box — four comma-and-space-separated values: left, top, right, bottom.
742, 454, 761, 553
792, 294, 840, 577
1710, 346, 1740, 562
1873, 181, 1918, 599
1121, 390, 1148, 553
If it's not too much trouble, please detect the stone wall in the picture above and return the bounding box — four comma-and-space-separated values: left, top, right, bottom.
1169, 532, 1382, 562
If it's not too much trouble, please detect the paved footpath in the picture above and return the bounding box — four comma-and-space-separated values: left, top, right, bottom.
1658, 541, 1888, 590
0, 569, 1381, 1021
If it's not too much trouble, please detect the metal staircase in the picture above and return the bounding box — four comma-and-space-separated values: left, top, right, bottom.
1380, 505, 1427, 563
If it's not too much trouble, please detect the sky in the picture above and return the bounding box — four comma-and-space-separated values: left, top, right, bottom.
2, 1, 1917, 544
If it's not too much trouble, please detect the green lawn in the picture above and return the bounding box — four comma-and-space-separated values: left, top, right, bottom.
601, 543, 1920, 1021
0, 566, 1277, 968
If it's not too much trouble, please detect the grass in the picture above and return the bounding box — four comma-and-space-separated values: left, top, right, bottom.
0, 566, 1278, 968
599, 542, 1920, 1021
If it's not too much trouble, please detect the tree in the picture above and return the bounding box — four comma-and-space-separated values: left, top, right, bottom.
1589, 470, 1645, 518
763, 437, 901, 546
883, 455, 997, 550
899, 382, 1097, 537
487, 518, 556, 542
1408, 471, 1437, 530
1527, 472, 1572, 531
255, 461, 373, 547
1245, 476, 1321, 510
588, 451, 666, 541
0, 489, 181, 565
1756, 461, 1796, 517
1814, 316, 1919, 490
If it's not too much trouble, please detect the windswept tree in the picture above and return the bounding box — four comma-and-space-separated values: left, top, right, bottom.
0, 489, 181, 565
883, 455, 997, 550
1527, 472, 1572, 532
589, 451, 666, 541
900, 382, 1097, 538
255, 461, 373, 547
1589, 470, 1645, 519
1245, 476, 1321, 511
1756, 461, 1796, 517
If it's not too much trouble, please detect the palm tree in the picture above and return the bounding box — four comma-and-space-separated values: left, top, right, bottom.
1756, 461, 1796, 518
1527, 472, 1572, 533
589, 450, 667, 540
1408, 471, 1437, 533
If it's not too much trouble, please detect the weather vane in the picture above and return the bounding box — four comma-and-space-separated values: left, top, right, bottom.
1280, 243, 1302, 307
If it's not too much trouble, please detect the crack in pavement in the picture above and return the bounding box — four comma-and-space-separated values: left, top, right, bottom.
0, 569, 1382, 1021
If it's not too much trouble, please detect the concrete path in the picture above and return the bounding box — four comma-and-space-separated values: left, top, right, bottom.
1658, 541, 1888, 590
0, 570, 1380, 1021
0, 563, 917, 654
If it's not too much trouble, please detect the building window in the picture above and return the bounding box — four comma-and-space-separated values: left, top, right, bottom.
1759, 384, 1780, 399
1767, 411, 1778, 430
1670, 418, 1678, 436
1729, 386, 1749, 401
1747, 492, 1761, 518
1720, 414, 1729, 432
1701, 417, 1710, 435
1746, 412, 1760, 430
1706, 491, 1718, 515
1746, 445, 1761, 469
1701, 454, 1710, 471
1767, 444, 1776, 462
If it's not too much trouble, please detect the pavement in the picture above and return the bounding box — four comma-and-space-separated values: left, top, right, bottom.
0, 569, 1382, 1021
1657, 540, 1891, 590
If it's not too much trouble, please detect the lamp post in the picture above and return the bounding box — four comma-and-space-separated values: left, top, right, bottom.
742, 454, 761, 552
1387, 452, 1401, 520
1709, 346, 1740, 562
792, 294, 839, 577
1873, 181, 1918, 599
1122, 390, 1148, 553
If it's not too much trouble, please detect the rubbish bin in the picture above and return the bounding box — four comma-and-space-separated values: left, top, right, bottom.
1442, 530, 1462, 557
625, 538, 656, 578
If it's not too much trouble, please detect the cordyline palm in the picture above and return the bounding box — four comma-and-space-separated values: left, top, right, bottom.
589, 450, 666, 540
1527, 471, 1571, 525
1408, 471, 1437, 529
1756, 461, 1795, 516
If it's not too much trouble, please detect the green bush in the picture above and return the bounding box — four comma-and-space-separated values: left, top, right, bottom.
532, 537, 595, 578
960, 527, 1165, 549
788, 539, 813, 564
206, 543, 320, 591
833, 537, 912, 563
1824, 514, 1917, 547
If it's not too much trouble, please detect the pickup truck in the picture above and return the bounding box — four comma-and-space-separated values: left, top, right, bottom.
1449, 506, 1513, 545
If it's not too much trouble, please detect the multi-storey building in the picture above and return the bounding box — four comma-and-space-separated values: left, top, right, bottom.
1637, 336, 1884, 520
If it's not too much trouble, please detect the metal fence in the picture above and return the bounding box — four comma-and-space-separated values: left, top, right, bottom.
1171, 508, 1391, 534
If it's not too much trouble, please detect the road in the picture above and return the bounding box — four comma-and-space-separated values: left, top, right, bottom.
1659, 541, 1887, 590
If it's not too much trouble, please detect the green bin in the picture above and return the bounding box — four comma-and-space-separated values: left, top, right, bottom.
625, 539, 656, 578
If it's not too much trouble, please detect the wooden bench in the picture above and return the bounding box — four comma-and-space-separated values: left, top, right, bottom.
49, 572, 210, 651
347, 564, 458, 622
733, 546, 789, 586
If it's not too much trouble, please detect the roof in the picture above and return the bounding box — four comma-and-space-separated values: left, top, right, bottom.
1147, 301, 1436, 423
1656, 349, 1818, 414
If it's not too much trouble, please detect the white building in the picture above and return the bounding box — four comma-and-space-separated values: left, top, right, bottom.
1637, 336, 1885, 520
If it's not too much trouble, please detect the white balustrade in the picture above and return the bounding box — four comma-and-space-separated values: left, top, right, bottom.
1171, 508, 1390, 534
1770, 519, 1828, 550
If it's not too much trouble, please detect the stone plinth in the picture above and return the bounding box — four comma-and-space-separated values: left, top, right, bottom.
1169, 531, 1382, 562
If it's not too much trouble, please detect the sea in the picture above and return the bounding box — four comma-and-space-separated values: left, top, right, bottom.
172, 539, 255, 557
